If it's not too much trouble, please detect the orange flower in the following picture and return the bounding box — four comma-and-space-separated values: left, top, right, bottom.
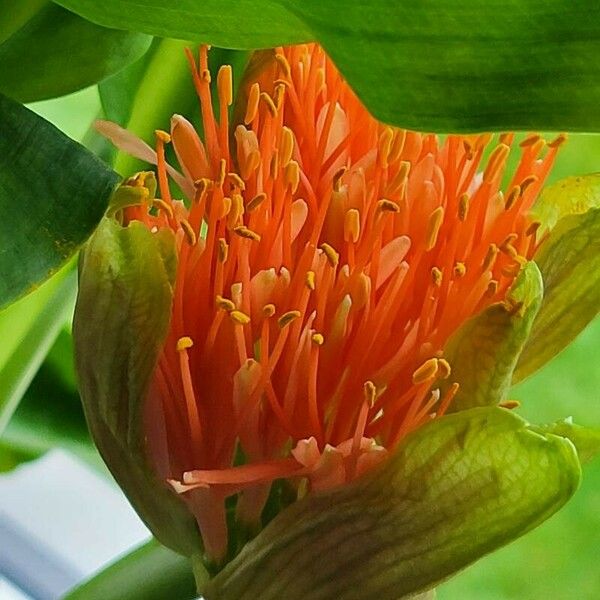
98, 44, 564, 562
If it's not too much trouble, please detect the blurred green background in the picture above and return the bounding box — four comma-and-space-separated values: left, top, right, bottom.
4, 85, 600, 600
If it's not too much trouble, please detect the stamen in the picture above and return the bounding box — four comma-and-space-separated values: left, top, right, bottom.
217, 65, 233, 106
245, 83, 260, 124
176, 336, 203, 455
234, 225, 261, 242
426, 206, 444, 251
548, 133, 568, 148
519, 134, 541, 148
305, 271, 316, 290
217, 158, 227, 187
280, 127, 295, 166
526, 221, 541, 236
275, 53, 292, 78
483, 143, 510, 182
377, 199, 400, 213
505, 185, 521, 210
482, 244, 499, 271
486, 280, 499, 297
152, 199, 174, 218
431, 267, 443, 287
218, 238, 229, 262
499, 400, 521, 409
344, 208, 360, 243
246, 192, 267, 212
180, 218, 197, 245
227, 172, 245, 190
320, 243, 339, 267
519, 175, 538, 194
453, 262, 466, 278
437, 358, 451, 379
278, 310, 301, 329
412, 358, 439, 384
215, 295, 236, 311
228, 194, 245, 228
263, 303, 276, 318
285, 160, 300, 192
333, 166, 347, 191
377, 127, 394, 169
230, 310, 251, 325
155, 129, 171, 144
311, 332, 325, 345
260, 91, 278, 118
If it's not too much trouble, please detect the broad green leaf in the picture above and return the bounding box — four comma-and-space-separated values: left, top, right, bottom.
0, 266, 76, 434
64, 538, 201, 600
515, 207, 600, 381
530, 418, 600, 465
56, 0, 600, 132
443, 262, 543, 411
0, 3, 152, 102
0, 92, 119, 308
73, 216, 200, 556
205, 407, 580, 600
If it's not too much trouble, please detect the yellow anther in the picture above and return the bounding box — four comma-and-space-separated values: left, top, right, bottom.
499, 132, 513, 145
227, 193, 244, 227
412, 358, 439, 384
486, 279, 499, 297
526, 221, 541, 237
364, 380, 377, 407
320, 243, 339, 267
194, 177, 211, 195
269, 151, 279, 179
482, 243, 499, 272
245, 83, 260, 124
216, 158, 227, 186
234, 225, 261, 242
230, 310, 251, 325
438, 358, 452, 379
260, 91, 278, 118
389, 130, 407, 163
274, 78, 290, 88
519, 175, 538, 194
500, 233, 519, 259
431, 267, 443, 287
155, 129, 171, 144
305, 270, 316, 291
274, 83, 286, 109
311, 332, 325, 346
246, 192, 267, 212
152, 199, 174, 218
453, 262, 466, 278
217, 65, 233, 106
458, 193, 469, 221
180, 219, 197, 245
176, 335, 194, 352
483, 143, 510, 182
219, 196, 232, 220
176, 336, 194, 352
262, 303, 276, 318
505, 185, 521, 210
377, 198, 400, 213
332, 166, 347, 192
499, 400, 521, 410
426, 206, 444, 251
344, 208, 361, 243
218, 238, 229, 262
274, 53, 292, 78
216, 295, 236, 311
519, 134, 541, 148
278, 310, 301, 329
377, 127, 394, 169
227, 172, 245, 190
285, 160, 300, 193
201, 68, 211, 83
280, 127, 295, 167
548, 133, 568, 148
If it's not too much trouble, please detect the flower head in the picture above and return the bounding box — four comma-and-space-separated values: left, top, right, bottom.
95, 44, 565, 563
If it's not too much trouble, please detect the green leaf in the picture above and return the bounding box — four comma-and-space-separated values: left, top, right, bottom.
530, 174, 600, 233
205, 407, 580, 600
530, 418, 600, 465
443, 262, 543, 411
56, 0, 600, 132
0, 266, 76, 434
0, 3, 152, 102
0, 91, 119, 308
63, 538, 201, 600
516, 206, 600, 381
73, 216, 200, 556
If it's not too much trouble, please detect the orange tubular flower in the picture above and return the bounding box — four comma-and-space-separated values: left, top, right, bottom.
97, 44, 564, 563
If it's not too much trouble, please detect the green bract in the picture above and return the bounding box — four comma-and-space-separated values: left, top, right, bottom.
73, 212, 201, 557
205, 407, 580, 600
